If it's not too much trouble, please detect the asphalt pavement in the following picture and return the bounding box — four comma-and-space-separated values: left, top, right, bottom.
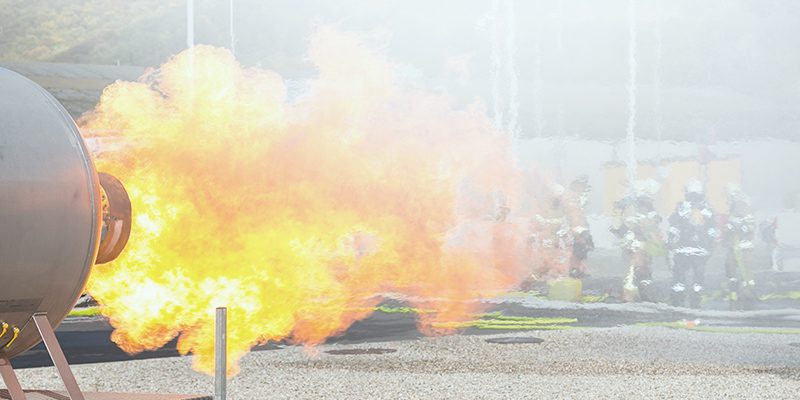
12, 292, 800, 369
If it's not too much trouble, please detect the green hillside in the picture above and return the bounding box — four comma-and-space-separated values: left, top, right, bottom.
0, 1, 183, 62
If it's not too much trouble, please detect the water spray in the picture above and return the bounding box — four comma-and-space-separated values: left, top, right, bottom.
625, 0, 638, 192
229, 0, 236, 57
504, 0, 520, 139
490, 0, 504, 132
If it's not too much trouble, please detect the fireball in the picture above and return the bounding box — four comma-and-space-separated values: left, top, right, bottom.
80, 28, 528, 375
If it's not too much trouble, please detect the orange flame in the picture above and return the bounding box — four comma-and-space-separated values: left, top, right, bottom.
81, 28, 529, 375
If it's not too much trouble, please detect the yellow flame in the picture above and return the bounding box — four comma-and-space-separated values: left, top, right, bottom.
81, 28, 529, 376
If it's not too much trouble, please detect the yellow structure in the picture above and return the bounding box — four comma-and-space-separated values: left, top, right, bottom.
604, 157, 741, 215
547, 278, 583, 302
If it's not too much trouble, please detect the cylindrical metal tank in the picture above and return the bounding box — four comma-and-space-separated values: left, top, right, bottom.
0, 68, 130, 358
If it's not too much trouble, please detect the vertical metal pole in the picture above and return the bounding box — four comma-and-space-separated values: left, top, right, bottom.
32, 313, 84, 400
0, 356, 26, 400
215, 307, 227, 400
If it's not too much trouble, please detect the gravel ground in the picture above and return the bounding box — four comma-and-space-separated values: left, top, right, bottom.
12, 326, 800, 399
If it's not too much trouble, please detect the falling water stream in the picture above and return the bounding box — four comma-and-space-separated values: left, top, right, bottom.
532, 31, 544, 138
186, 0, 194, 50
504, 0, 520, 139
554, 0, 566, 179
625, 0, 638, 190
489, 0, 521, 158
653, 0, 663, 143
187, 0, 195, 82
490, 0, 504, 132
653, 0, 666, 177
230, 0, 236, 57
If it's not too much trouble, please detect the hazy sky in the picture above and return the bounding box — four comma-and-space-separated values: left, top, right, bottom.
2, 0, 799, 140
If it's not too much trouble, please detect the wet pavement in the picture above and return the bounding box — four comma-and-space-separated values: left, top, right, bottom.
12, 290, 800, 369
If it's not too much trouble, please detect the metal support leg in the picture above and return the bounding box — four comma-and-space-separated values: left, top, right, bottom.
0, 355, 26, 400
215, 307, 227, 400
31, 313, 85, 400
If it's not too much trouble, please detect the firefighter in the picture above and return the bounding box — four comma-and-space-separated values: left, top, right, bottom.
722, 184, 757, 310
666, 179, 719, 308
610, 179, 663, 302
530, 183, 571, 280
566, 175, 594, 278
